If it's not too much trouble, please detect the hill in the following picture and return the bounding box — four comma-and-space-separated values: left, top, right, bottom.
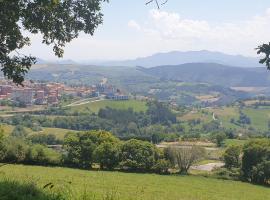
1, 164, 269, 200
139, 63, 270, 87
99, 50, 262, 68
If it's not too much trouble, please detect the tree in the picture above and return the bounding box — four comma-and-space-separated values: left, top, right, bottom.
167, 146, 206, 174
120, 139, 158, 172
257, 43, 270, 69
63, 132, 96, 169
3, 137, 28, 163
63, 130, 118, 169
146, 0, 169, 9
212, 132, 226, 147
241, 139, 270, 185
223, 145, 241, 169
11, 125, 28, 138
0, 0, 108, 84
94, 141, 121, 170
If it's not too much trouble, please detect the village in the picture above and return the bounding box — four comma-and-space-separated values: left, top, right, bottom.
0, 79, 129, 107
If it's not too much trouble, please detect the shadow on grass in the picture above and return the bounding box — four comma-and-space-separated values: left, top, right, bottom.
0, 179, 66, 200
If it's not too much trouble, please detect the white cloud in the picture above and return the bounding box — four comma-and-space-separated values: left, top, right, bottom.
128, 9, 270, 56
128, 20, 141, 31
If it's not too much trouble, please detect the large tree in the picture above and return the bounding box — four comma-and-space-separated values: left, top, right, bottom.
0, 0, 107, 84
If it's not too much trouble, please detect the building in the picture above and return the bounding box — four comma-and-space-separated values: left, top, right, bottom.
35, 90, 46, 105
0, 85, 12, 96
11, 88, 34, 105
106, 93, 129, 101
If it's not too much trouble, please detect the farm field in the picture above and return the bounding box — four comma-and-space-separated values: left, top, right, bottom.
69, 99, 148, 114
0, 165, 269, 200
179, 106, 270, 132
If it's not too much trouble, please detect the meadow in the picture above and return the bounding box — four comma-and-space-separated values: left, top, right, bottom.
0, 165, 269, 200
69, 99, 148, 114
1, 124, 73, 139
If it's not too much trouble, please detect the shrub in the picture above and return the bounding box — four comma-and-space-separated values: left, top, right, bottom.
152, 159, 170, 174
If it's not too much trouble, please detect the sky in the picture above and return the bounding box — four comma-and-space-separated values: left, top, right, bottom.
21, 0, 270, 61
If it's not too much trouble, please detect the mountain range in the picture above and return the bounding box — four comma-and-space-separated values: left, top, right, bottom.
97, 50, 262, 68
36, 50, 262, 68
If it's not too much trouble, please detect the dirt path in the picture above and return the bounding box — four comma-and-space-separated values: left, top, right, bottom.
191, 162, 224, 172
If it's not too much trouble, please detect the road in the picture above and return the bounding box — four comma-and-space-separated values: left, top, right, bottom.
64, 96, 105, 107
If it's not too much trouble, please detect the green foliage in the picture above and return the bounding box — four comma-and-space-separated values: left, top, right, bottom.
28, 133, 62, 145
147, 101, 176, 125
94, 141, 121, 170
11, 125, 28, 138
212, 132, 227, 147
257, 43, 270, 69
241, 139, 270, 185
0, 179, 66, 200
223, 145, 241, 169
120, 139, 158, 172
0, 0, 107, 84
26, 144, 62, 166
152, 159, 170, 174
2, 137, 28, 163
63, 130, 118, 169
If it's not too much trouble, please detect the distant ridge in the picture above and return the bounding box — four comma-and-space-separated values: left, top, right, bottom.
98, 50, 261, 68
139, 63, 269, 86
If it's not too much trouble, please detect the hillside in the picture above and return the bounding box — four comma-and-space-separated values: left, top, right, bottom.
1, 165, 269, 200
139, 63, 270, 87
68, 99, 148, 114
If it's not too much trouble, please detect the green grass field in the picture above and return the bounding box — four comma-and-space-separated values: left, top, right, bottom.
1, 124, 73, 139
69, 99, 148, 114
0, 165, 269, 200
242, 108, 270, 131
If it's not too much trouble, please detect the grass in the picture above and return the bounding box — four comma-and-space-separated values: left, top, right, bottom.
242, 108, 270, 131
1, 124, 73, 140
69, 99, 148, 114
224, 139, 247, 147
0, 164, 269, 200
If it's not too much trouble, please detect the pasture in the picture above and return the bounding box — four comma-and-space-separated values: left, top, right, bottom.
69, 99, 148, 114
0, 165, 269, 200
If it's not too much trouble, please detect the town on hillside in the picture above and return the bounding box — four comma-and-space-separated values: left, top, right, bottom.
0, 79, 129, 107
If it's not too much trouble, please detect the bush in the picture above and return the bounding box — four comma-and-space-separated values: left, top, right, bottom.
152, 159, 170, 174
0, 179, 67, 200
214, 168, 240, 180
26, 144, 62, 166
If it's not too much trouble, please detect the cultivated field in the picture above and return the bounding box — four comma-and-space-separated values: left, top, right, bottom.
0, 165, 269, 200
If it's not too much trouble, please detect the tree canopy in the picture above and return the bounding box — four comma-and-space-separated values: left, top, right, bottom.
0, 0, 108, 84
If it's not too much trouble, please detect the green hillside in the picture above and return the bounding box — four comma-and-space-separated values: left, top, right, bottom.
1, 165, 270, 200
69, 99, 148, 114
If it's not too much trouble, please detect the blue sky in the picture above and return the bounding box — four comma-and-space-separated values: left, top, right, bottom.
22, 0, 270, 61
